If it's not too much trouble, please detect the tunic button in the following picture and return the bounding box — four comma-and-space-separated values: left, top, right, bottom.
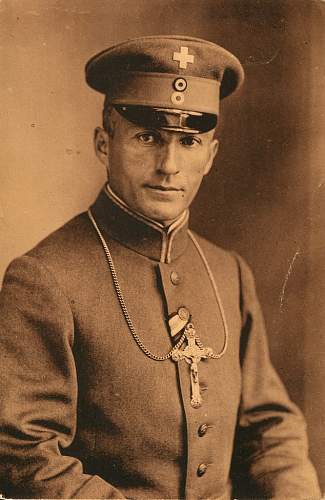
178, 307, 190, 321
170, 271, 181, 285
197, 463, 208, 476
198, 423, 208, 437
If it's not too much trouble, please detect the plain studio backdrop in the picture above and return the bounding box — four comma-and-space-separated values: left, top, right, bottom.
1, 0, 325, 491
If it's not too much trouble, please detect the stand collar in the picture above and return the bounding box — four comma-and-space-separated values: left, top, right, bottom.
90, 184, 189, 263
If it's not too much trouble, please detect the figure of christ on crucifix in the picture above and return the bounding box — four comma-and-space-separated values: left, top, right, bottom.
172, 323, 214, 408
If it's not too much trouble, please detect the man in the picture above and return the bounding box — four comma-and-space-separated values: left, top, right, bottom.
0, 35, 320, 499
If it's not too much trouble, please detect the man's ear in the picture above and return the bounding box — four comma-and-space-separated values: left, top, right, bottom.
204, 138, 219, 176
94, 127, 109, 165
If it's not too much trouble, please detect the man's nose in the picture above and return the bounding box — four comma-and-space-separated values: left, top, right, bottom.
156, 142, 180, 175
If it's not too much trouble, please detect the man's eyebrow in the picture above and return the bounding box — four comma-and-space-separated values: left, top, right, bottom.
135, 128, 162, 137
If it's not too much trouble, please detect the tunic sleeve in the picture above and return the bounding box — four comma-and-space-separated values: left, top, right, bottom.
230, 254, 321, 499
0, 255, 125, 499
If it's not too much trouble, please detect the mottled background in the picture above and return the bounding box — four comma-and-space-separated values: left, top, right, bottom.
1, 0, 325, 490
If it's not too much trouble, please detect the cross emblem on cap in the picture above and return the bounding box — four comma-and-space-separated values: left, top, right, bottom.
173, 46, 194, 69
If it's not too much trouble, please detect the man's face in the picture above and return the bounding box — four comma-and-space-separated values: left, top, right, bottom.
95, 109, 218, 225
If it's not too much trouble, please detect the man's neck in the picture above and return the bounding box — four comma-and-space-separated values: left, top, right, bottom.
90, 186, 190, 263
105, 182, 187, 233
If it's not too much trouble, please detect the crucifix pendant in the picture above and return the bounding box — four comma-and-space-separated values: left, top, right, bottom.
172, 323, 214, 408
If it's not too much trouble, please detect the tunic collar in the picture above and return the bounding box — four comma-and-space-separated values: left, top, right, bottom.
90, 184, 189, 263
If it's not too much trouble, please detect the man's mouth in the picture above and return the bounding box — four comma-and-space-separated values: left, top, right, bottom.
145, 184, 183, 192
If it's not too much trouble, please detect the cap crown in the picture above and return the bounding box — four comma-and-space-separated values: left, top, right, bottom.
86, 35, 244, 116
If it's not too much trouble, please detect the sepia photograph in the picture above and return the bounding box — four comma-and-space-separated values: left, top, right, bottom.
0, 0, 324, 498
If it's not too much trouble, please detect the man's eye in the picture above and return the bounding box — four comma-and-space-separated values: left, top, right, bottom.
136, 132, 159, 145
180, 136, 201, 147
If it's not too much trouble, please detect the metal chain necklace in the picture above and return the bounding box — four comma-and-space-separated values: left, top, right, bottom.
88, 208, 230, 408
87, 209, 229, 362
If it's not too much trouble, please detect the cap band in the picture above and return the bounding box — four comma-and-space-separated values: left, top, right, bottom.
106, 71, 220, 115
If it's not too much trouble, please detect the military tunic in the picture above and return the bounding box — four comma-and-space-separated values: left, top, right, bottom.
0, 187, 320, 499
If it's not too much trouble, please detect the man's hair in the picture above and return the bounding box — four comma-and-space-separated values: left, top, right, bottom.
102, 98, 115, 136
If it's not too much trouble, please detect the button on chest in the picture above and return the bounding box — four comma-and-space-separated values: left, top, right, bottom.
170, 270, 181, 285
198, 423, 208, 437
197, 463, 208, 476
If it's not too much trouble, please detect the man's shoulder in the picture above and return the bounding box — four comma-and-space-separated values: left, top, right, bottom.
25, 211, 93, 269
1, 212, 95, 296
189, 231, 260, 312
188, 230, 258, 293
189, 229, 240, 274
